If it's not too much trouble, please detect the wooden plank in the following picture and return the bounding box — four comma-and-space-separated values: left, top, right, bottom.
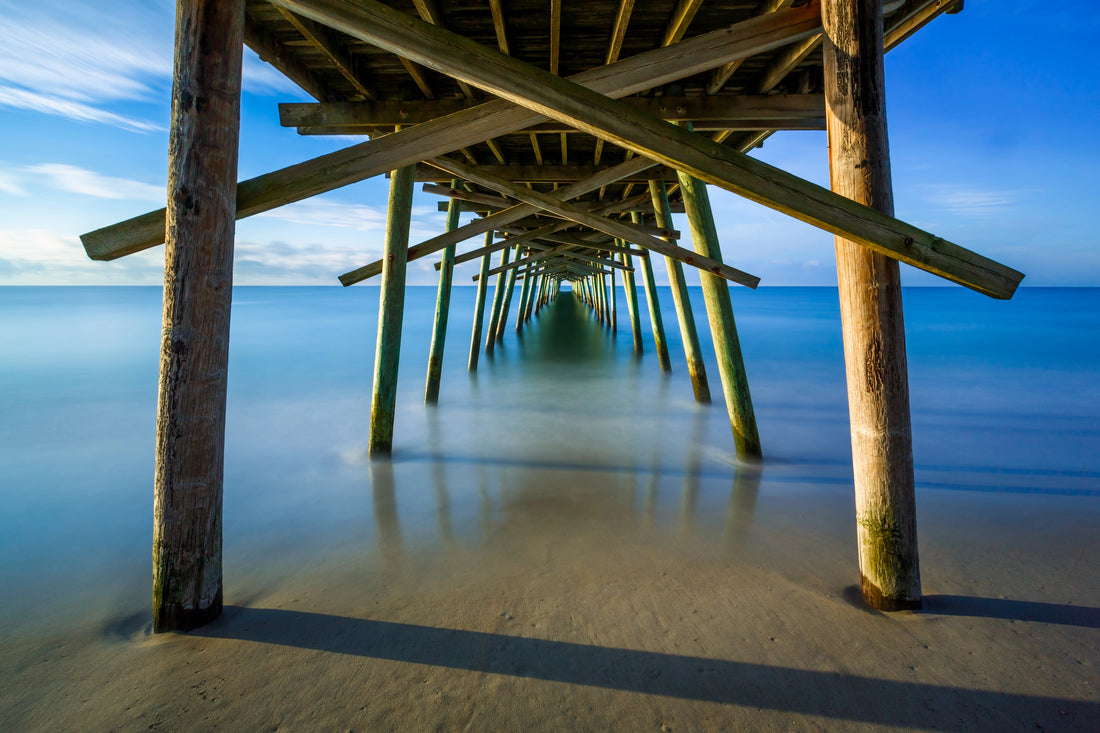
550, 0, 561, 75
414, 163, 680, 184
662, 0, 705, 47
341, 155, 659, 284
293, 0, 1019, 298
605, 0, 636, 64
153, 0, 243, 633
274, 6, 375, 99
650, 180, 710, 403
279, 94, 825, 127
422, 183, 512, 209
84, 3, 821, 261
708, 0, 799, 95
489, 0, 510, 54
243, 14, 332, 101
426, 155, 759, 287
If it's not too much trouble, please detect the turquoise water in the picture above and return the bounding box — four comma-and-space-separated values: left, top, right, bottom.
1, 285, 1097, 637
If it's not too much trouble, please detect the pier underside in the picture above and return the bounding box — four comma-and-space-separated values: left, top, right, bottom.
79, 0, 1024, 628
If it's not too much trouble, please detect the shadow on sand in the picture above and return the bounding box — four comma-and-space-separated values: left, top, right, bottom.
195, 606, 1099, 729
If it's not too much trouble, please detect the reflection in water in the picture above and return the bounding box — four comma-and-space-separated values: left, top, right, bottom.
677, 408, 707, 537
724, 465, 763, 548
427, 410, 455, 549
369, 458, 403, 560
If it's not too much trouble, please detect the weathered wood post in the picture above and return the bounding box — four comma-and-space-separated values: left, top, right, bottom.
619, 249, 643, 353
424, 183, 463, 403
675, 141, 762, 459
514, 266, 533, 332
485, 245, 511, 354
152, 0, 244, 633
495, 254, 519, 341
468, 230, 494, 371
609, 267, 617, 332
369, 164, 416, 454
650, 181, 710, 402
632, 212, 671, 371
823, 0, 921, 610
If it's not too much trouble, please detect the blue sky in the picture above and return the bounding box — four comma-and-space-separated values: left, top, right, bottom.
0, 0, 1096, 287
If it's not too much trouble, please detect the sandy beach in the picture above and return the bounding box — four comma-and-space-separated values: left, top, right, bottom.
3, 458, 1097, 731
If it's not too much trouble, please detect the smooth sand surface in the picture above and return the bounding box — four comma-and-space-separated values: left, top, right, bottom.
3, 460, 1098, 732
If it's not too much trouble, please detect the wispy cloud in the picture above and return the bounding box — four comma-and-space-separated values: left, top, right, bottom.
0, 168, 27, 196
923, 185, 1022, 216
0, 227, 163, 284
24, 164, 165, 202
254, 199, 389, 231
0, 1, 172, 130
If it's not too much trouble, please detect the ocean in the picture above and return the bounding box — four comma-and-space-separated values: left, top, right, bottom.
1, 285, 1098, 640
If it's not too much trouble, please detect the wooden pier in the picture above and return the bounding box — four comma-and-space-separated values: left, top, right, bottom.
80, 0, 1023, 630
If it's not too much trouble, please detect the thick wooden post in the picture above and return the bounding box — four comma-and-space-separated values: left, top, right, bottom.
424, 182, 463, 403
676, 160, 761, 459
619, 249, 643, 353
485, 245, 511, 354
152, 0, 244, 633
632, 212, 671, 371
468, 230, 494, 370
650, 181, 710, 402
823, 0, 921, 610
369, 164, 416, 454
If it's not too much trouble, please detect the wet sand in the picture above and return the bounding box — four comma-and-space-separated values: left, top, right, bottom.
3, 457, 1098, 731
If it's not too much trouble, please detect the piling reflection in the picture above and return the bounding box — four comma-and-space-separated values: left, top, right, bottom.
724, 465, 763, 548
369, 458, 403, 561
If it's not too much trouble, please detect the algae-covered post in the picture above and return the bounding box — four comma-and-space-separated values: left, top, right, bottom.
619, 248, 643, 353
369, 164, 416, 455
676, 129, 762, 460
468, 230, 494, 371
152, 0, 244, 633
485, 246, 511, 354
650, 180, 710, 403
823, 0, 920, 610
425, 183, 463, 403
632, 212, 671, 372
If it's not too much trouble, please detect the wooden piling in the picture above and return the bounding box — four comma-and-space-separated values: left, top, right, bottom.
514, 266, 533, 332
619, 249, 643, 353
485, 245, 511, 354
632, 212, 671, 371
468, 230, 494, 371
609, 267, 617, 332
496, 255, 519, 341
650, 181, 710, 402
424, 181, 463, 403
823, 0, 921, 611
152, 0, 244, 633
675, 139, 761, 459
369, 164, 416, 454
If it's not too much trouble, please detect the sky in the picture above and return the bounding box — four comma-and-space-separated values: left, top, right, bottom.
0, 0, 1097, 288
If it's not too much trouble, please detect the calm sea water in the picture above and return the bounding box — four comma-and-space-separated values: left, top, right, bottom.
1, 285, 1097, 637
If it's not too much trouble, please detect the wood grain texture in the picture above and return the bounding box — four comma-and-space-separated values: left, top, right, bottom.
650, 180, 710, 403
468, 230, 494, 371
633, 212, 671, 372
424, 184, 462, 403
281, 0, 1020, 298
84, 3, 821, 261
676, 134, 762, 460
824, 0, 920, 610
368, 165, 416, 455
153, 0, 244, 633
